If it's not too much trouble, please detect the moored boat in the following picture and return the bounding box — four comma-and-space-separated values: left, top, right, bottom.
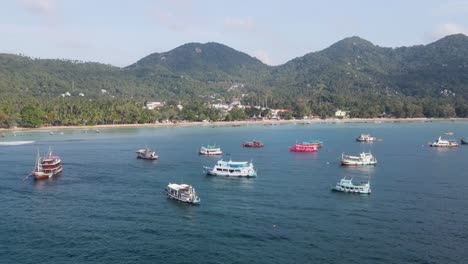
135, 147, 158, 160
429, 136, 459, 147
289, 142, 318, 152
332, 176, 371, 194
199, 145, 222, 155
204, 159, 257, 177
33, 147, 63, 180
341, 152, 377, 166
165, 183, 200, 204
242, 140, 264, 148
461, 138, 468, 145
356, 134, 376, 142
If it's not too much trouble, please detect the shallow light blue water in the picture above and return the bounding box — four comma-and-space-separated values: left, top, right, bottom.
1, 121, 467, 263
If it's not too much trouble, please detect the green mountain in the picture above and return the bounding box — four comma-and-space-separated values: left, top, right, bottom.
127, 42, 269, 82
1, 34, 468, 104
271, 34, 468, 99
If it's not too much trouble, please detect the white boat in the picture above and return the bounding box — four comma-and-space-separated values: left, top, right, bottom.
341, 152, 377, 166
356, 134, 376, 142
135, 147, 158, 160
332, 176, 371, 194
198, 145, 222, 155
444, 132, 454, 136
204, 159, 257, 177
165, 183, 200, 204
429, 136, 459, 147
0, 141, 35, 146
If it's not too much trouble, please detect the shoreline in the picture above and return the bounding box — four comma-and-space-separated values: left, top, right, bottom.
1, 118, 467, 133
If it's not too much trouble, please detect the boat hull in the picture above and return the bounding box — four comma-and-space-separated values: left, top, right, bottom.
34, 166, 63, 180
137, 155, 158, 160
204, 167, 256, 177
461, 138, 468, 145
332, 187, 371, 194
429, 143, 459, 147
198, 151, 222, 155
242, 142, 264, 148
166, 193, 200, 204
341, 161, 377, 166
289, 147, 318, 152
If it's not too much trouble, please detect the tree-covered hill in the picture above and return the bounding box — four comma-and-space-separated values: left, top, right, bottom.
126, 42, 270, 82
270, 34, 468, 99
1, 34, 468, 119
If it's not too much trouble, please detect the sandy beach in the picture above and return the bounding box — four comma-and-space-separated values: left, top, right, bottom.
1, 117, 466, 133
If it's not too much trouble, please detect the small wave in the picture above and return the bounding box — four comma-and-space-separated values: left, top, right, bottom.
0, 141, 35, 146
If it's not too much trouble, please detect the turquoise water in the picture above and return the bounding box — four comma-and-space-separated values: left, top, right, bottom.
1, 122, 467, 263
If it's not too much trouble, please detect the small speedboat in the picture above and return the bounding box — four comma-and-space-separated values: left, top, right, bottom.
135, 147, 158, 160
461, 138, 468, 145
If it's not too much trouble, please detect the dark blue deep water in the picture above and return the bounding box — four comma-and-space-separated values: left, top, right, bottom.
1, 121, 467, 263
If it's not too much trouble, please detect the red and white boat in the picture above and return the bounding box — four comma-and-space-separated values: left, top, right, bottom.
33, 147, 63, 180
289, 142, 318, 152
242, 140, 264, 148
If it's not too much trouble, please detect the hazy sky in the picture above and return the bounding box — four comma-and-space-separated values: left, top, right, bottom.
1, 0, 468, 66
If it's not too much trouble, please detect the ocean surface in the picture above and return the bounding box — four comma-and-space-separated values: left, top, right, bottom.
1, 121, 467, 264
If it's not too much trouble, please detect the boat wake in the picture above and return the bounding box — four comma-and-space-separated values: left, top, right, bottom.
0, 141, 35, 146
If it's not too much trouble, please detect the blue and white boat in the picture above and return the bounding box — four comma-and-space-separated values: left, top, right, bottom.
332, 176, 371, 194
204, 159, 257, 177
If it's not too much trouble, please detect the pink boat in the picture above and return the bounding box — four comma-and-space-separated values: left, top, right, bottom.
289, 142, 319, 152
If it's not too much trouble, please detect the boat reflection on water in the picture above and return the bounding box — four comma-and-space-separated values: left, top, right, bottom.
341, 164, 376, 174
203, 172, 255, 190
33, 174, 63, 190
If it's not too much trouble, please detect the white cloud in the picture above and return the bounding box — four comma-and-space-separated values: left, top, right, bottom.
223, 17, 255, 31
430, 23, 468, 40
18, 0, 56, 16
253, 50, 272, 65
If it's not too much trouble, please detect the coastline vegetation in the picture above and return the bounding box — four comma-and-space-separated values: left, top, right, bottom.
0, 96, 466, 129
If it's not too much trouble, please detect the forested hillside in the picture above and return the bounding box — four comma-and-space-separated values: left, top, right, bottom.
1, 34, 468, 127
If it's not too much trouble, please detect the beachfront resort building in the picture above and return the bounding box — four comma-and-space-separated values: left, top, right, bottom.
335, 110, 349, 118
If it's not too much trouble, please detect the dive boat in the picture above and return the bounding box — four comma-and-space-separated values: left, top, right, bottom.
461, 138, 468, 145
356, 134, 376, 142
332, 176, 371, 194
242, 140, 264, 148
289, 142, 318, 152
204, 159, 257, 177
341, 152, 377, 166
165, 183, 200, 204
429, 137, 459, 147
33, 147, 63, 180
198, 145, 222, 155
135, 147, 158, 160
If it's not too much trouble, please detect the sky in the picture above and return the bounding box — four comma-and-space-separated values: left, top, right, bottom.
1, 0, 468, 67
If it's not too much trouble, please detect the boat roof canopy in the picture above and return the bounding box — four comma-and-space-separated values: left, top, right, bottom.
168, 183, 190, 191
